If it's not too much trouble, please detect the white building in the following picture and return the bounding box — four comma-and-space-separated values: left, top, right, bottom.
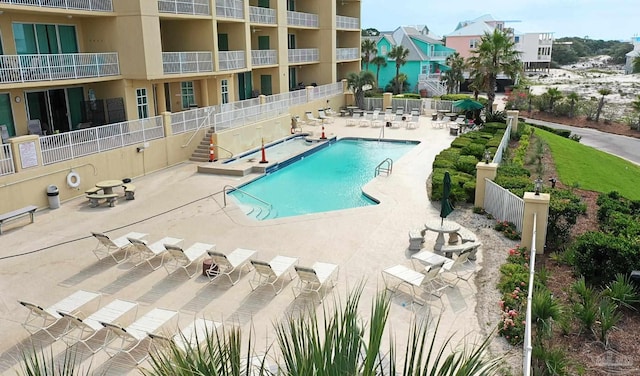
625, 36, 640, 74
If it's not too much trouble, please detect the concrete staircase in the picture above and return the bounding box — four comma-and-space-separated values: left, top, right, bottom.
189, 128, 216, 162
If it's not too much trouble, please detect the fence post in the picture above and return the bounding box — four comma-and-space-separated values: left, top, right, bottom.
506, 110, 519, 136
382, 92, 392, 110
474, 162, 498, 208
8, 135, 43, 172
521, 192, 550, 254
162, 112, 173, 137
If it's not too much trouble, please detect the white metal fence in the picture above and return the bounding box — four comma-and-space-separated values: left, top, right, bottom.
308, 82, 343, 101
0, 0, 113, 11
336, 47, 359, 61
215, 0, 243, 19
249, 5, 276, 24
336, 15, 359, 30
251, 50, 277, 66
157, 0, 209, 15
484, 179, 525, 231
493, 118, 513, 164
422, 99, 455, 112
218, 51, 246, 71
264, 90, 307, 107
288, 48, 319, 64
162, 52, 213, 74
39, 117, 163, 165
523, 212, 537, 376
0, 144, 14, 176
171, 107, 216, 135
0, 53, 120, 83
286, 10, 319, 27
213, 104, 288, 132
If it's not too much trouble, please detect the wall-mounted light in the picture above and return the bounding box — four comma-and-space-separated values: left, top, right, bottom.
14, 96, 21, 103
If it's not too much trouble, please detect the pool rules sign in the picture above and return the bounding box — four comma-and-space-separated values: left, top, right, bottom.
19, 141, 38, 169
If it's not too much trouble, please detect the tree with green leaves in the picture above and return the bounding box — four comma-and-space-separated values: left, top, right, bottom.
370, 55, 387, 88
361, 27, 380, 37
442, 52, 465, 94
595, 88, 612, 122
546, 87, 563, 112
567, 91, 580, 118
387, 45, 410, 94
467, 29, 522, 113
346, 70, 375, 109
361, 39, 377, 71
633, 56, 640, 73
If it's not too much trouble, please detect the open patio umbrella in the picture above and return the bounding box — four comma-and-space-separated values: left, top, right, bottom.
440, 171, 454, 225
452, 98, 484, 111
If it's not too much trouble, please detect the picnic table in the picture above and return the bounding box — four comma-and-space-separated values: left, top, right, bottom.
96, 180, 123, 195
423, 220, 460, 252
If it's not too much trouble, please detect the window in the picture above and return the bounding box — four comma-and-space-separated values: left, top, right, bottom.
421, 65, 428, 74
221, 79, 229, 104
469, 39, 478, 48
136, 88, 148, 119
12, 23, 78, 54
380, 45, 387, 56
514, 36, 520, 43
180, 81, 195, 109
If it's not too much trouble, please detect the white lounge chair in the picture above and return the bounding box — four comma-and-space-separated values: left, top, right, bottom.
318, 109, 333, 123
18, 290, 101, 340
127, 236, 183, 270
101, 307, 178, 364
149, 318, 221, 352
345, 112, 359, 126
359, 112, 372, 127
249, 255, 298, 294
440, 249, 476, 286
207, 248, 257, 285
382, 263, 445, 304
58, 299, 138, 353
406, 115, 419, 129
370, 110, 383, 128
305, 111, 321, 126
163, 242, 215, 278
292, 262, 339, 303
91, 231, 147, 263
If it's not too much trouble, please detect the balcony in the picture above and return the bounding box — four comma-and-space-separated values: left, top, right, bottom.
336, 47, 359, 61
162, 52, 213, 74
0, 53, 119, 84
249, 6, 276, 24
158, 0, 209, 15
251, 50, 277, 66
288, 48, 319, 64
287, 10, 318, 28
218, 51, 246, 70
0, 0, 112, 11
336, 15, 359, 30
216, 0, 244, 19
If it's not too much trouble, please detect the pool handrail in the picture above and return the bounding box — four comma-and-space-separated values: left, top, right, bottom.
374, 158, 393, 177
223, 185, 272, 210
215, 145, 234, 159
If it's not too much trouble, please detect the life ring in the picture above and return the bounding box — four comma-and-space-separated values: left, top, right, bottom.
66, 171, 81, 188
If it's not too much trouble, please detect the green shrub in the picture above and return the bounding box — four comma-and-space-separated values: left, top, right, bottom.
603, 273, 640, 310
462, 180, 476, 202
485, 110, 507, 123
461, 143, 485, 159
498, 164, 531, 178
455, 155, 479, 175
432, 158, 455, 169
494, 175, 531, 190
482, 122, 508, 134
436, 148, 461, 162
450, 137, 472, 148
439, 94, 473, 101
546, 189, 587, 251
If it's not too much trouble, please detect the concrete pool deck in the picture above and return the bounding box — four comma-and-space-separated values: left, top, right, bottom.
0, 114, 485, 375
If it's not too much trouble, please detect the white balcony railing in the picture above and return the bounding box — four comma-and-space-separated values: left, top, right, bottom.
336, 47, 359, 61
218, 51, 246, 71
249, 5, 276, 24
158, 0, 209, 15
336, 15, 359, 30
162, 52, 213, 74
0, 53, 119, 84
0, 144, 15, 176
286, 10, 319, 28
0, 0, 112, 11
288, 48, 319, 64
428, 51, 452, 60
215, 0, 243, 19
251, 50, 277, 66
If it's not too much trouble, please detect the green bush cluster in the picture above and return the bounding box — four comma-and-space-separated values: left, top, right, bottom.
512, 131, 531, 166
497, 245, 530, 345
529, 123, 575, 139
495, 220, 521, 240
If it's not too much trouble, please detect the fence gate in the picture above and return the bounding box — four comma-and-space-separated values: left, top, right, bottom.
484, 178, 525, 231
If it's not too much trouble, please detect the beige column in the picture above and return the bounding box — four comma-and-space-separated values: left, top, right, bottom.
474, 162, 498, 208
8, 135, 42, 173
161, 112, 173, 137
521, 192, 550, 254
156, 83, 167, 114
200, 78, 210, 107
341, 79, 348, 93
506, 110, 519, 136
259, 94, 267, 105
383, 92, 392, 109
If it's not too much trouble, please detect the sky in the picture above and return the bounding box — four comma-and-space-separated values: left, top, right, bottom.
361, 0, 639, 41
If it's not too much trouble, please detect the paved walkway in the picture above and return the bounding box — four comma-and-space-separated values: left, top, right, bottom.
0, 115, 484, 375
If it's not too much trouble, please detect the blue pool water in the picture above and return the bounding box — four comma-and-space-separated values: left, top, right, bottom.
230, 138, 418, 220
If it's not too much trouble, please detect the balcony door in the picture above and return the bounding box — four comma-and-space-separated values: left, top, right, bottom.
0, 94, 16, 137
13, 23, 78, 54
26, 87, 83, 134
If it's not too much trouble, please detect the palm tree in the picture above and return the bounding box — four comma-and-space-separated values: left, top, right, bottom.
567, 91, 580, 118
387, 45, 410, 94
467, 29, 522, 113
442, 52, 465, 94
361, 39, 377, 71
370, 55, 387, 89
630, 95, 640, 130
346, 70, 375, 109
595, 88, 612, 122
546, 87, 563, 112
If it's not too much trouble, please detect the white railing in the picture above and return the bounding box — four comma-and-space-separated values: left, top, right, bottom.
215, 0, 243, 19
484, 179, 525, 231
251, 50, 277, 66
336, 47, 359, 61
249, 5, 276, 24
308, 82, 343, 101
0, 144, 15, 176
218, 51, 246, 71
429, 51, 453, 59
286, 10, 319, 28
390, 98, 423, 112
0, 0, 112, 11
171, 106, 217, 135
264, 90, 307, 107
0, 53, 119, 84
288, 48, 319, 64
523, 212, 537, 376
157, 0, 209, 15
214, 103, 288, 132
39, 117, 163, 165
219, 97, 260, 113
336, 15, 359, 30
422, 99, 455, 112
162, 52, 213, 74
493, 119, 513, 164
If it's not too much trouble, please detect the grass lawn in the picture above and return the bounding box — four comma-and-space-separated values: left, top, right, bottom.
535, 128, 640, 200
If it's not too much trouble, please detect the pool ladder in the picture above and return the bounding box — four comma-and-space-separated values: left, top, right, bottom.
374, 158, 393, 177
223, 185, 273, 219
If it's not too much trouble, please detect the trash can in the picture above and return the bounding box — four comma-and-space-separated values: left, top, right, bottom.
46, 185, 60, 209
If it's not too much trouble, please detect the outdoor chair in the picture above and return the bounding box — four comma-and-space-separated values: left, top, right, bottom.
359, 112, 372, 127
91, 231, 147, 263
305, 111, 321, 126
149, 317, 221, 353
18, 290, 101, 340
249, 255, 298, 294
101, 307, 178, 364
206, 248, 257, 285
318, 109, 333, 123
58, 299, 138, 353
292, 262, 339, 303
370, 110, 383, 128
382, 263, 446, 304
345, 112, 359, 126
163, 242, 215, 278
126, 236, 183, 270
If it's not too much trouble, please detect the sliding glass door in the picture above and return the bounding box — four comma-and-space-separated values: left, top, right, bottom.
13, 23, 78, 55
26, 87, 84, 134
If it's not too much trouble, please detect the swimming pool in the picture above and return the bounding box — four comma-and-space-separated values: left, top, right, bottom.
223, 135, 316, 164
229, 138, 418, 220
